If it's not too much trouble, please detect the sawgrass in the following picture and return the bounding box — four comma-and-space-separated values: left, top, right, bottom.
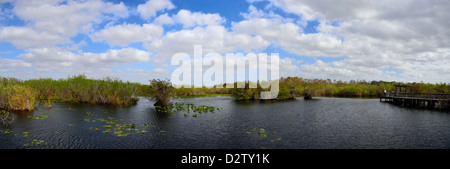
0, 75, 145, 110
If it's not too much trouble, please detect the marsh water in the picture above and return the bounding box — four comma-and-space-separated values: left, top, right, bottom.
1, 96, 450, 149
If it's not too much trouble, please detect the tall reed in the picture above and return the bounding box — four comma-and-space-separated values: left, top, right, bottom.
0, 75, 145, 111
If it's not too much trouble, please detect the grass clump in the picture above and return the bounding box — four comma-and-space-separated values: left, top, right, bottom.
0, 75, 144, 111
24, 75, 140, 106
0, 78, 35, 111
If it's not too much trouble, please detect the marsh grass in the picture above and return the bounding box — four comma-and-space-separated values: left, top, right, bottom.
24, 75, 141, 105
1, 75, 145, 111
0, 78, 35, 111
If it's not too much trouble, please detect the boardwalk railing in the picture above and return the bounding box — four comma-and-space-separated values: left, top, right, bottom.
386, 92, 450, 101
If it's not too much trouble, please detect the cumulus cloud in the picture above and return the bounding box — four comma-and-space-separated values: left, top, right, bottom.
2, 0, 450, 83
12, 0, 129, 36
18, 47, 151, 72
232, 17, 346, 57
119, 68, 172, 84
137, 0, 175, 20
1, 0, 129, 49
0, 57, 31, 72
154, 13, 174, 25
0, 26, 71, 49
253, 0, 450, 82
146, 25, 270, 65
90, 23, 163, 46
172, 9, 225, 28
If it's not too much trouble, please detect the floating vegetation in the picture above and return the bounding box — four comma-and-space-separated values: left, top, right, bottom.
156, 102, 221, 119
258, 128, 267, 137
22, 132, 29, 138
28, 114, 51, 120
124, 124, 136, 128
23, 139, 46, 147
67, 123, 75, 127
83, 115, 148, 137
1, 129, 14, 135
247, 128, 283, 148
144, 124, 156, 128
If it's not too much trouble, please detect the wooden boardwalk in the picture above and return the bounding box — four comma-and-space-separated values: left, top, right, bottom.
380, 92, 450, 110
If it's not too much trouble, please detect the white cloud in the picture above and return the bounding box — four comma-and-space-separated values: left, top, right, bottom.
137, 0, 175, 20
12, 0, 129, 37
90, 23, 163, 46
233, 17, 346, 57
0, 0, 12, 4
241, 5, 265, 19
247, 0, 450, 82
146, 25, 270, 65
18, 47, 151, 72
120, 68, 172, 84
0, 26, 71, 49
0, 57, 31, 72
154, 13, 174, 25
1, 0, 129, 49
173, 9, 225, 28
3, 0, 450, 83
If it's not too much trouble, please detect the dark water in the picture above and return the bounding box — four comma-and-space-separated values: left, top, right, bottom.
1, 96, 450, 149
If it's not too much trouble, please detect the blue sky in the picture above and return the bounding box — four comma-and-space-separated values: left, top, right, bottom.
1, 0, 450, 84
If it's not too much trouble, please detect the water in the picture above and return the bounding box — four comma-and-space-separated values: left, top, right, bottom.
1, 96, 450, 149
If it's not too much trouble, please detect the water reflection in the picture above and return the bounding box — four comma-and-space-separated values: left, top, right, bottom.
1, 96, 450, 149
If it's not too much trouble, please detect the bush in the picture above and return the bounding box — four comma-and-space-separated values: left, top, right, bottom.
147, 79, 177, 107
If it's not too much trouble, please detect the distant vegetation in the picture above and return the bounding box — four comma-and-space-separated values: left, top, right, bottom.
1, 75, 449, 111
173, 77, 450, 100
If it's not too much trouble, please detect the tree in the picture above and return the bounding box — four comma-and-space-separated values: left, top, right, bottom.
147, 79, 177, 107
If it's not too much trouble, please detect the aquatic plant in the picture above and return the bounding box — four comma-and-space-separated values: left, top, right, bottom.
29, 114, 50, 120
0, 110, 16, 126
23, 139, 46, 147
155, 102, 221, 118
22, 132, 29, 138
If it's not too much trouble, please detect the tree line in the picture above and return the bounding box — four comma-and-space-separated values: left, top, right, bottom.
171, 77, 450, 100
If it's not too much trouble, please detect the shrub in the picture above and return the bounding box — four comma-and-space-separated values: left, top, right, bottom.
147, 79, 177, 107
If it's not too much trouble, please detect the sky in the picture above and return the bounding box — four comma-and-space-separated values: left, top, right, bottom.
1, 0, 450, 84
